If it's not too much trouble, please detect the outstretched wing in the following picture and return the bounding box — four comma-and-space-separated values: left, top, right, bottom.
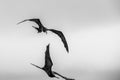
49, 29, 69, 53
44, 44, 53, 69
30, 63, 42, 69
17, 19, 28, 25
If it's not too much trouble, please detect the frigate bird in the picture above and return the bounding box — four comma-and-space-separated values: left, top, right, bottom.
17, 18, 69, 53
30, 44, 59, 79
30, 44, 75, 80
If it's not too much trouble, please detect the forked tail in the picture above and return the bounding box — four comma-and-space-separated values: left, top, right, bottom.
53, 71, 75, 80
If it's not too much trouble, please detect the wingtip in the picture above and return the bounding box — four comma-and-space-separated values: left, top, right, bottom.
30, 63, 36, 66
30, 63, 34, 66
47, 43, 50, 47
67, 51, 69, 53
66, 48, 69, 53
30, 63, 42, 69
16, 22, 21, 25
17, 19, 29, 25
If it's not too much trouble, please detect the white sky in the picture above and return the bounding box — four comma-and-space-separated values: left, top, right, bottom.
0, 0, 120, 80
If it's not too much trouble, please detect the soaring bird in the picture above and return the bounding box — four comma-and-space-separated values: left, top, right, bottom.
31, 44, 75, 80
30, 44, 59, 79
17, 18, 69, 53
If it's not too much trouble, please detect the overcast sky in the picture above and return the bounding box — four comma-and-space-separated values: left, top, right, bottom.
0, 0, 120, 80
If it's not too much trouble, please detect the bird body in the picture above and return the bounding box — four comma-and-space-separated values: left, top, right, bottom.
30, 44, 75, 80
17, 18, 69, 53
31, 44, 58, 79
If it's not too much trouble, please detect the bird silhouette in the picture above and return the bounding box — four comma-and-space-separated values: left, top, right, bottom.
17, 18, 69, 53
30, 44, 59, 79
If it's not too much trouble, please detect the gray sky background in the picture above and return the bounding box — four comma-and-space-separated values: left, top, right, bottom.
0, 0, 120, 80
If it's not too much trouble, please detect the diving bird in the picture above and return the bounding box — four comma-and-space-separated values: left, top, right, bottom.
17, 18, 69, 53
30, 44, 59, 79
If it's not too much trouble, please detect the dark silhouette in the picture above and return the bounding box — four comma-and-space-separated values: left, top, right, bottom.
30, 44, 75, 80
30, 44, 59, 79
17, 18, 69, 53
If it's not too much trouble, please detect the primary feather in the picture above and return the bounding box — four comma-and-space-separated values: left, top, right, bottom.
49, 29, 69, 52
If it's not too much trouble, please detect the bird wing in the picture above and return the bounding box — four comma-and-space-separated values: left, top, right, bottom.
49, 29, 69, 53
44, 44, 53, 69
30, 63, 42, 69
17, 19, 29, 25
